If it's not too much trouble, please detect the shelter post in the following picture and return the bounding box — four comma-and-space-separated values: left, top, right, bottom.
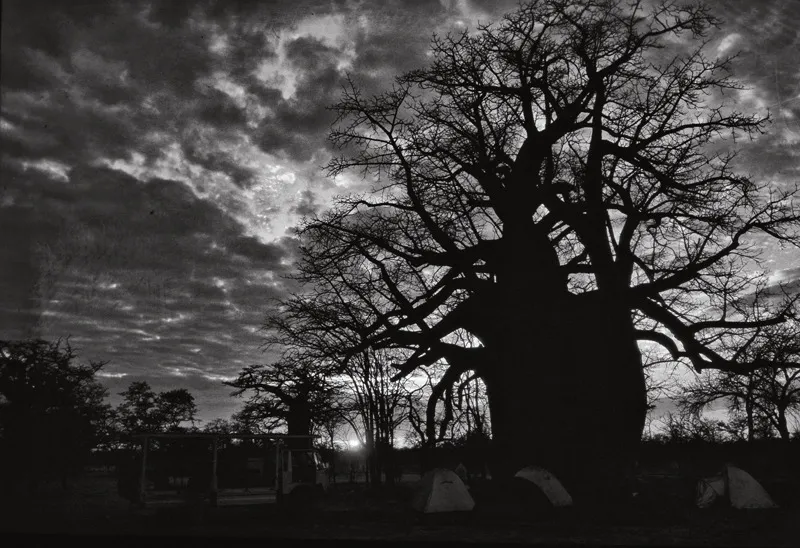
138, 436, 148, 505
276, 439, 284, 505
210, 437, 219, 506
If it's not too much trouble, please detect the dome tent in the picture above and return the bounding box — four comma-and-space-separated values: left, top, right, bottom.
515, 465, 573, 507
696, 463, 778, 509
411, 468, 475, 513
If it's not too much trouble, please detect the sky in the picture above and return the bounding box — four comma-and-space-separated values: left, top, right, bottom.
1, 0, 799, 425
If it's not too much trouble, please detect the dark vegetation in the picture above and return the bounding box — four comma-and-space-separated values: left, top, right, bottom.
0, 338, 111, 493
2, 0, 800, 542
0, 334, 798, 544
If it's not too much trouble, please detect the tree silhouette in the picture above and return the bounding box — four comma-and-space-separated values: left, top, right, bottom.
293, 0, 799, 503
225, 359, 342, 447
679, 316, 800, 442
116, 381, 198, 434
0, 338, 111, 491
263, 260, 428, 483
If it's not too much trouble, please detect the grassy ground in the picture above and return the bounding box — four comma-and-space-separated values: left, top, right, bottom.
1, 470, 798, 546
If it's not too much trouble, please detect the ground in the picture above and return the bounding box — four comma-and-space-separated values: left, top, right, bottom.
0, 470, 798, 546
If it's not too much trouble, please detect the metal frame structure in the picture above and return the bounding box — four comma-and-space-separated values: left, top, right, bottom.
128, 433, 320, 507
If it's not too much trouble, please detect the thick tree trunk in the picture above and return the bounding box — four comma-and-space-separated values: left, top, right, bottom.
286, 401, 313, 450
481, 290, 647, 506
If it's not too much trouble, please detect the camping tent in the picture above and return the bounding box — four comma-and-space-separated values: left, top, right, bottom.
515, 466, 573, 507
696, 463, 778, 509
411, 468, 475, 513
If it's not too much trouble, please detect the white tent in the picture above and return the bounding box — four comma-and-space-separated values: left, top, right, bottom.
515, 466, 573, 507
696, 463, 778, 509
411, 468, 475, 513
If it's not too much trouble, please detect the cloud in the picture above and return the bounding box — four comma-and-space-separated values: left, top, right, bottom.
2, 0, 796, 424
716, 32, 741, 55
733, 267, 800, 308
0, 163, 293, 411
291, 189, 321, 217
706, 0, 800, 170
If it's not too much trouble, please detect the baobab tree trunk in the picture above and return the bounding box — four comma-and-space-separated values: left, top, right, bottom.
480, 284, 647, 505
286, 401, 313, 450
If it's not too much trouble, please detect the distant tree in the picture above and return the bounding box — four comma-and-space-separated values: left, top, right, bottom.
652, 410, 731, 444
156, 388, 199, 432
225, 359, 343, 446
115, 381, 198, 435
262, 264, 421, 484
115, 382, 158, 433
0, 338, 111, 491
202, 418, 237, 435
335, 348, 414, 486
678, 318, 800, 442
403, 365, 492, 477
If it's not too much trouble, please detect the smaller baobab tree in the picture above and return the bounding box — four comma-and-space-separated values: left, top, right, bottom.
225, 358, 343, 448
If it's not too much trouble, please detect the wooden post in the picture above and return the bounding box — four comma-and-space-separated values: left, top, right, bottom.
210, 437, 219, 506
276, 440, 284, 506
139, 436, 148, 506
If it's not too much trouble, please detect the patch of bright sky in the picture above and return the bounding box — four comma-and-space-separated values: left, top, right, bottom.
343, 439, 362, 449
0, 116, 16, 133
202, 373, 237, 383
96, 371, 129, 378
716, 32, 741, 56
736, 87, 768, 111
448, 0, 498, 31
18, 158, 71, 182
162, 312, 189, 324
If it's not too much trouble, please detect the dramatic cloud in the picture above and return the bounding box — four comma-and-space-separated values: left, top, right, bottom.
1, 0, 796, 422
0, 162, 297, 418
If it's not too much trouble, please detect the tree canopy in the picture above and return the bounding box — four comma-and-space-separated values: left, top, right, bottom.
283, 0, 799, 502
0, 338, 111, 490
679, 316, 800, 441
306, 0, 797, 376
116, 381, 198, 434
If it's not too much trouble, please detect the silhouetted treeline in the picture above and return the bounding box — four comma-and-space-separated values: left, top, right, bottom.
637, 438, 800, 479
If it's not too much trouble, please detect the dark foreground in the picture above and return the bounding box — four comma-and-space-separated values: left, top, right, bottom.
1, 472, 798, 547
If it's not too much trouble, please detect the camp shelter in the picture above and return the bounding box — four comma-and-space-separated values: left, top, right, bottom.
411, 468, 475, 513
515, 466, 573, 507
696, 463, 778, 509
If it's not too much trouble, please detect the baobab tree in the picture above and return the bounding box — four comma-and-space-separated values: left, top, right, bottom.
225, 358, 343, 448
290, 0, 799, 503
